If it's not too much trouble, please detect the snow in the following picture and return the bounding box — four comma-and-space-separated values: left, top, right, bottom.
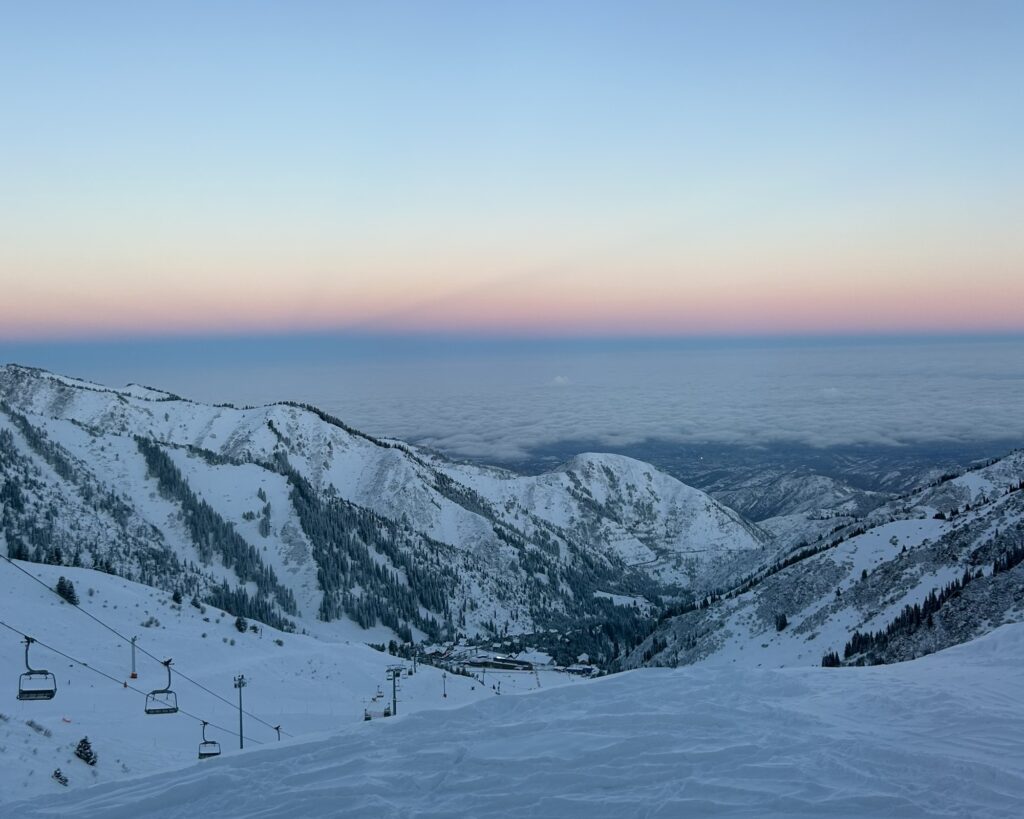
10, 624, 1024, 818
0, 563, 581, 804
164, 449, 325, 625
1, 363, 781, 640
430, 450, 769, 587
3, 364, 1024, 815
633, 491, 1024, 672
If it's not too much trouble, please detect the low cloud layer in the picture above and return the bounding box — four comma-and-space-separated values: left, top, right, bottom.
9, 338, 1024, 464
323, 340, 1024, 461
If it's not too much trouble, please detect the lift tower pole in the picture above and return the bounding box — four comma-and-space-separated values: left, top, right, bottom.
234, 675, 247, 749
130, 636, 138, 679
386, 666, 403, 716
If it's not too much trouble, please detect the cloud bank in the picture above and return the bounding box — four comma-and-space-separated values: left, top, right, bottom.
320, 340, 1024, 461
6, 338, 1023, 464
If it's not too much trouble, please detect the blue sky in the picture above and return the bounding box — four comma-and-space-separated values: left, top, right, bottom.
2, 1, 1022, 339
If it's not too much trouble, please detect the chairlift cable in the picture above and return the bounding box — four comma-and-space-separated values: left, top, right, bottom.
0, 614, 268, 741
0, 618, 261, 745
165, 664, 293, 737
1, 556, 292, 741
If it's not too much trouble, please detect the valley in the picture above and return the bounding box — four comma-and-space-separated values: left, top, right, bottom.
1, 363, 1022, 815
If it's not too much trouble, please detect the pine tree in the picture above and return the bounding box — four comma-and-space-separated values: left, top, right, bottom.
56, 576, 79, 605
234, 615, 248, 633
74, 736, 98, 766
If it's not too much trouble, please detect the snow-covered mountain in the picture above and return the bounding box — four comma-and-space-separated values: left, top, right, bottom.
3, 363, 1021, 676
9, 620, 1024, 818
425, 450, 768, 589
706, 470, 885, 522
3, 363, 1024, 817
627, 449, 1024, 669
0, 364, 769, 662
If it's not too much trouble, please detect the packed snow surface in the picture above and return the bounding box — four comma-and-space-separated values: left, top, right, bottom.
9, 624, 1024, 818
0, 563, 577, 805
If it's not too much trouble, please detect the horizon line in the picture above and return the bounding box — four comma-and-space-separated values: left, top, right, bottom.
3, 328, 1024, 349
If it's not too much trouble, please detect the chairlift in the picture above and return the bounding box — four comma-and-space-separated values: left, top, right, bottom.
17, 637, 57, 701
198, 721, 221, 759
145, 659, 178, 715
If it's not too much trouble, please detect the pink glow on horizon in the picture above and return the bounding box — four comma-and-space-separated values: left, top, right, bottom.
3, 273, 1023, 341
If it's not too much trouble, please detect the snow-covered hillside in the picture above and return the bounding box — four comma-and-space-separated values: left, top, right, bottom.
428, 450, 768, 588
713, 469, 884, 522
0, 562, 582, 804
3, 363, 1022, 673
3, 363, 1024, 817
894, 449, 1024, 514
9, 624, 1024, 818
628, 452, 1024, 669
0, 363, 772, 664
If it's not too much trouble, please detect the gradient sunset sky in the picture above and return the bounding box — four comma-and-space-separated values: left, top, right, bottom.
2, 1, 1022, 341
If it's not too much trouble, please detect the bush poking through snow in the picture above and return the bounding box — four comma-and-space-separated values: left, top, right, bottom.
75, 736, 98, 766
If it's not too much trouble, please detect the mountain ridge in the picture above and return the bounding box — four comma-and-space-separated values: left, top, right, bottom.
0, 363, 770, 663
2, 362, 1021, 673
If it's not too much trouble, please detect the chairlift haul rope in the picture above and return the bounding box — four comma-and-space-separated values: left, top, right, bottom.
0, 554, 289, 737
0, 617, 260, 745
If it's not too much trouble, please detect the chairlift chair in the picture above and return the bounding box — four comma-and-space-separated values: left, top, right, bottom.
17, 637, 57, 701
145, 659, 179, 715
198, 721, 221, 759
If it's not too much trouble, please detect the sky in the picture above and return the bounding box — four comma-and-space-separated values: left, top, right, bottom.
2, 1, 1023, 341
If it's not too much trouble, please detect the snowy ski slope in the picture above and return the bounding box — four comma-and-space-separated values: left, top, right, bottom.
0, 562, 581, 804
8, 623, 1024, 818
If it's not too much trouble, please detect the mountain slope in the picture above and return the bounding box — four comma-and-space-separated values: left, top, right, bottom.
428, 451, 769, 589
627, 449, 1024, 669
0, 560, 585, 803
0, 364, 769, 660
10, 623, 1024, 818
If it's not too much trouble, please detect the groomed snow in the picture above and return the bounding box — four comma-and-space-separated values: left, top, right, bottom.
0, 563, 581, 805
10, 624, 1024, 818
